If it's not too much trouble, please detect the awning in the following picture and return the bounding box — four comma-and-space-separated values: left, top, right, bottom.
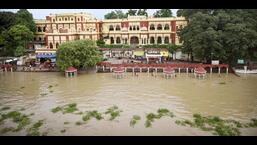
36, 54, 56, 58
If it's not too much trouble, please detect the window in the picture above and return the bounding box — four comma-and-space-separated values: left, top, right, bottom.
38, 27, 42, 32
116, 25, 120, 31
179, 38, 182, 43
110, 37, 114, 44
116, 37, 121, 44
164, 37, 169, 44
53, 19, 55, 22
50, 43, 53, 49
109, 25, 114, 31
43, 27, 46, 32
164, 24, 169, 30
137, 26, 139, 30
157, 24, 162, 30
176, 26, 179, 30
180, 25, 183, 29
150, 24, 155, 30
125, 38, 127, 44
133, 26, 136, 30
59, 18, 61, 21
157, 36, 162, 44
56, 43, 59, 48
65, 18, 67, 21
150, 37, 155, 44
34, 37, 36, 41
78, 18, 80, 21
71, 18, 73, 21
129, 26, 132, 30
39, 37, 42, 41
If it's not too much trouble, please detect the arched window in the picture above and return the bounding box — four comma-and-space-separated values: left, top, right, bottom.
164, 36, 169, 44
43, 27, 46, 32
109, 25, 114, 31
133, 26, 136, 30
116, 25, 120, 31
65, 18, 67, 21
136, 26, 139, 30
157, 24, 162, 30
164, 24, 169, 30
38, 27, 42, 32
110, 37, 114, 44
150, 24, 155, 30
39, 37, 42, 41
125, 38, 128, 44
157, 37, 162, 44
116, 37, 121, 44
56, 43, 59, 48
150, 37, 155, 44
130, 36, 139, 44
129, 26, 132, 31
50, 43, 53, 49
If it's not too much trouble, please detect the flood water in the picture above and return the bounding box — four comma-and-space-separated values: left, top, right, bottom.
0, 71, 257, 136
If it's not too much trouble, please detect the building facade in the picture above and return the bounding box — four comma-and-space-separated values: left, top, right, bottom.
33, 13, 187, 62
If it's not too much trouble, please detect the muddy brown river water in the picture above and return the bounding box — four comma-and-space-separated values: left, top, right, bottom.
0, 71, 257, 136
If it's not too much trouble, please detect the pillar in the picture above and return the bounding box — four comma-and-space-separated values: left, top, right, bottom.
133, 68, 134, 76
148, 68, 150, 76
140, 68, 142, 73
103, 66, 105, 71
186, 68, 188, 74
178, 68, 180, 74
155, 68, 157, 74
226, 67, 228, 74
218, 67, 221, 74
210, 67, 212, 74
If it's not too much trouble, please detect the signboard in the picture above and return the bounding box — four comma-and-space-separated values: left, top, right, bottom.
211, 60, 219, 65
237, 59, 244, 64
147, 50, 160, 54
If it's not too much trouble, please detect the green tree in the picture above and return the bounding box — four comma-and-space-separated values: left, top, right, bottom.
96, 39, 105, 47
0, 11, 16, 31
15, 9, 36, 32
104, 10, 126, 19
137, 9, 148, 16
56, 40, 102, 71
126, 9, 137, 16
153, 9, 173, 18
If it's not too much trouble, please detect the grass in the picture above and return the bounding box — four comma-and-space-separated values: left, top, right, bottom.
105, 106, 122, 121
130, 115, 141, 127
1, 106, 11, 111
26, 120, 44, 136
83, 110, 103, 122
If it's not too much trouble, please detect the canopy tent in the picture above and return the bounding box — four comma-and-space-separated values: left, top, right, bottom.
36, 53, 56, 58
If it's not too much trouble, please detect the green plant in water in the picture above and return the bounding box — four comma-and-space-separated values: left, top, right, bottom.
20, 86, 25, 89
105, 106, 122, 121
76, 121, 83, 126
1, 106, 10, 111
61, 129, 66, 133
130, 115, 141, 127
50, 90, 54, 93
51, 106, 62, 113
40, 93, 48, 96
145, 120, 152, 128
48, 85, 53, 89
219, 82, 226, 85
157, 108, 174, 118
83, 110, 103, 122
1, 127, 15, 134
62, 103, 78, 114
64, 122, 70, 125
246, 118, 257, 127
26, 120, 44, 136
29, 113, 35, 116
20, 108, 26, 111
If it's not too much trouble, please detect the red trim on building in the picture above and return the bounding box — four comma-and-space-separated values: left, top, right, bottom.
171, 21, 176, 32
171, 33, 175, 44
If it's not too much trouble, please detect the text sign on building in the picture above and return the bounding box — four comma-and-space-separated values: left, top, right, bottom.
147, 50, 160, 54
211, 60, 219, 65
237, 59, 244, 64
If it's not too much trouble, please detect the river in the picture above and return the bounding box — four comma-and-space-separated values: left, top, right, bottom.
0, 71, 257, 136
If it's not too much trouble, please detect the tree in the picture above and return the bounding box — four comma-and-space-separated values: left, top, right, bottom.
0, 11, 16, 31
126, 9, 137, 16
1, 24, 33, 56
15, 9, 36, 32
137, 9, 148, 16
96, 39, 105, 47
153, 9, 173, 18
104, 10, 126, 19
56, 40, 102, 71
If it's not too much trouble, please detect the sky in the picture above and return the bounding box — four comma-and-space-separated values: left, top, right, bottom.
0, 9, 178, 20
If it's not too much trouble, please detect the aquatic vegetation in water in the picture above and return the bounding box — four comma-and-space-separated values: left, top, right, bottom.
219, 82, 226, 85
145, 108, 174, 128
130, 115, 141, 127
51, 107, 62, 113
48, 85, 53, 89
0, 111, 31, 132
64, 122, 70, 125
20, 108, 26, 111
1, 127, 15, 134
245, 118, 257, 128
83, 110, 103, 122
75, 121, 84, 126
50, 90, 54, 93
29, 113, 35, 116
75, 111, 83, 115
40, 93, 48, 96
175, 114, 241, 136
20, 86, 25, 89
105, 106, 122, 121
61, 129, 66, 133
1, 106, 11, 111
26, 120, 44, 136
51, 103, 78, 114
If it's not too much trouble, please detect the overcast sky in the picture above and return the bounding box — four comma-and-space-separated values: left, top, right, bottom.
1, 9, 178, 20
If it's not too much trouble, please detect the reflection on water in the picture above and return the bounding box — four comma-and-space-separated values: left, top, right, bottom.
0, 72, 257, 136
